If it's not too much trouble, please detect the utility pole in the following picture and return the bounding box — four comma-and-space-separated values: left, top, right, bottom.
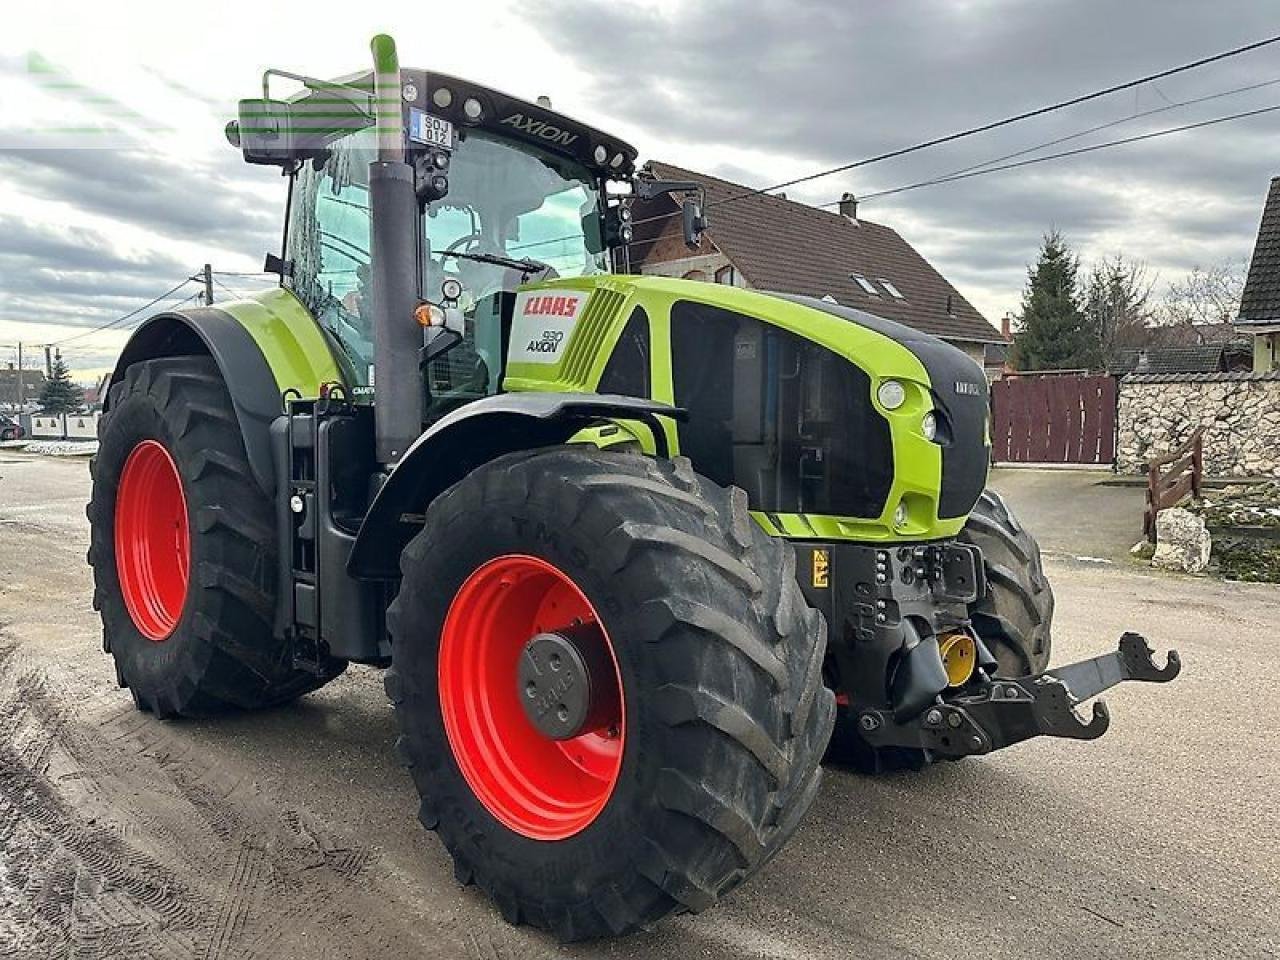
16, 341, 23, 413
203, 263, 214, 306
44, 345, 52, 378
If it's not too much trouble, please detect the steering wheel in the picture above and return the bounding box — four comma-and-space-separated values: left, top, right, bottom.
444, 233, 483, 257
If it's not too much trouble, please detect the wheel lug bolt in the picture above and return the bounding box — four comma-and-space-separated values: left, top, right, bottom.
525, 682, 537, 698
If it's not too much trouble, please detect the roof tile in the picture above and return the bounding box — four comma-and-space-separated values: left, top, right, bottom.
1240, 177, 1280, 324
633, 161, 1003, 344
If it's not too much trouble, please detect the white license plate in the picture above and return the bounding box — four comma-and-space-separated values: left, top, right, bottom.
409, 109, 453, 149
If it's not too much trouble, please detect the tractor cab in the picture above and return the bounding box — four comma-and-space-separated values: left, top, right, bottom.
229, 66, 653, 419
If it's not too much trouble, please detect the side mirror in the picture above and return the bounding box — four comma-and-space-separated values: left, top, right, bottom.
681, 198, 708, 251
230, 92, 370, 167
230, 98, 299, 166
635, 177, 708, 250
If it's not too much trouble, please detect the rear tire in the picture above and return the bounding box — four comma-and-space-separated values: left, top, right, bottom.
88, 356, 344, 718
385, 448, 834, 940
827, 488, 1054, 774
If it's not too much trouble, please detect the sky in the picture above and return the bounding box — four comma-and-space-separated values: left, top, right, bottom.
1, 0, 1277, 382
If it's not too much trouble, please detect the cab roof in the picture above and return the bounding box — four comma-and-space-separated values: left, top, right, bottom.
289, 69, 638, 178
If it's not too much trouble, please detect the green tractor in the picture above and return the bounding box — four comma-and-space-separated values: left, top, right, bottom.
87, 36, 1179, 940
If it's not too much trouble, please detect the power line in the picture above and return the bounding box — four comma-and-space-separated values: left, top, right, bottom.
851, 102, 1280, 202
45, 278, 195, 347
909, 75, 1280, 188
630, 31, 1280, 228
212, 277, 243, 299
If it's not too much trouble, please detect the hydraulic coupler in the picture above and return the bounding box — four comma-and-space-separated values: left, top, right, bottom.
855, 632, 1181, 758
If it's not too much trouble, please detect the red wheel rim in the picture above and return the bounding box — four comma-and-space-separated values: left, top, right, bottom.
114, 440, 190, 642
439, 555, 626, 840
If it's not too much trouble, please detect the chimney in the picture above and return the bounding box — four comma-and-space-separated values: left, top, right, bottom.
838, 192, 858, 220
1001, 312, 1013, 340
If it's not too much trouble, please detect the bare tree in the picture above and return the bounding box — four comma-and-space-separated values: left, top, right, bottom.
1083, 253, 1156, 366
1157, 258, 1247, 329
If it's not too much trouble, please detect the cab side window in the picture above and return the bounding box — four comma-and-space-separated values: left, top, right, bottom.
288, 129, 377, 380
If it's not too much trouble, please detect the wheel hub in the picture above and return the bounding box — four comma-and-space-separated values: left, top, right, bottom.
438, 554, 626, 840
518, 625, 614, 740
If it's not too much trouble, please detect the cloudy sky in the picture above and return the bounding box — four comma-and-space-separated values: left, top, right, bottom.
1, 0, 1278, 381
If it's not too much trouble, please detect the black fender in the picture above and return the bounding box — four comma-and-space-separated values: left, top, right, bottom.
348, 393, 683, 580
105, 308, 284, 496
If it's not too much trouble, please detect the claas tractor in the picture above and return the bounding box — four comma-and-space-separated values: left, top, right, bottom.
86, 35, 1180, 940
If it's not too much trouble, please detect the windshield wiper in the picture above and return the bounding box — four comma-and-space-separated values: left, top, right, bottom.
440, 250, 552, 275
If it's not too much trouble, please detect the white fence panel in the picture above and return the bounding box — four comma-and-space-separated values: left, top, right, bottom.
64, 413, 100, 439
30, 415, 66, 439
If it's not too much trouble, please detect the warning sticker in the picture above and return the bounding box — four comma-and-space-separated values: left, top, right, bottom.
508, 290, 590, 364
812, 549, 830, 589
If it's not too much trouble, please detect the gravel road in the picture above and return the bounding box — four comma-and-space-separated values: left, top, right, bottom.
1, 452, 1277, 959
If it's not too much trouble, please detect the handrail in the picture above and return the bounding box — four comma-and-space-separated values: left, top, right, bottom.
1143, 426, 1205, 540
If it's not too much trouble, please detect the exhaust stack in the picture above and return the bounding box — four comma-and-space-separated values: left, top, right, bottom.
366, 34, 422, 464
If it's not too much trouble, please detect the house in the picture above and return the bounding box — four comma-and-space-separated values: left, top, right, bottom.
1108, 343, 1253, 377
1238, 176, 1280, 372
628, 162, 1004, 367
0, 365, 46, 410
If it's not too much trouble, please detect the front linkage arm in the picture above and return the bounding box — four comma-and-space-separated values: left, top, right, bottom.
857, 633, 1182, 759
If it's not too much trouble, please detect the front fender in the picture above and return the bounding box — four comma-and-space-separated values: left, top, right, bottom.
348, 393, 681, 580
105, 289, 345, 495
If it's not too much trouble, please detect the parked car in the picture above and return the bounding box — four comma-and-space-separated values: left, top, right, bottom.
0, 415, 25, 441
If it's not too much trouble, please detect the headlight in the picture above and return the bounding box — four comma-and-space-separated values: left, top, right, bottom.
462, 97, 483, 121
893, 502, 909, 529
922, 411, 938, 441
432, 87, 453, 108
877, 379, 906, 410
594, 144, 608, 164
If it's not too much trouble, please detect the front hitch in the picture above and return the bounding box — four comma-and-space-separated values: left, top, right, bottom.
856, 633, 1181, 759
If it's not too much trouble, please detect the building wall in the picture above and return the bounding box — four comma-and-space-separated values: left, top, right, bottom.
1256, 332, 1278, 373
1117, 372, 1280, 478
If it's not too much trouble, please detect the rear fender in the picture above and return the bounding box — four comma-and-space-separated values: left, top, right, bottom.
348, 393, 681, 580
105, 289, 345, 495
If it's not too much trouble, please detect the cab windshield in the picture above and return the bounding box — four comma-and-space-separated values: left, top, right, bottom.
424, 130, 605, 296
421, 130, 606, 415
289, 126, 605, 405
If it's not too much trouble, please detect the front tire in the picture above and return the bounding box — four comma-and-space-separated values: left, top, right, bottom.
88, 356, 344, 717
386, 448, 834, 940
958, 488, 1054, 676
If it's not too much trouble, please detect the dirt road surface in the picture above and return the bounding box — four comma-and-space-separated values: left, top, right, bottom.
2, 451, 1277, 959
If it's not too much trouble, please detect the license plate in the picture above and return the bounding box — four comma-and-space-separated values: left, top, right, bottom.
409, 109, 453, 149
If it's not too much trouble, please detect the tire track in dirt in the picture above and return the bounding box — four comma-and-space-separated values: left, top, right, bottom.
0, 628, 537, 960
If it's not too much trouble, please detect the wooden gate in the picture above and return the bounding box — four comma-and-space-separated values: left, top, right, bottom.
990, 373, 1116, 465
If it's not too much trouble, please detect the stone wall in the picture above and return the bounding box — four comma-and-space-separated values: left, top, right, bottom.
1116, 371, 1280, 477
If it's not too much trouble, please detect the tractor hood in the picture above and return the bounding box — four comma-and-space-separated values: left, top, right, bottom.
502, 275, 991, 540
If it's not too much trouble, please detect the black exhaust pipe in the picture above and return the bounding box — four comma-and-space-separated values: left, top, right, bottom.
367, 34, 421, 465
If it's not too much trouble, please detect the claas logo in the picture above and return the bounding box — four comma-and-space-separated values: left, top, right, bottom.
523, 295, 582, 318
